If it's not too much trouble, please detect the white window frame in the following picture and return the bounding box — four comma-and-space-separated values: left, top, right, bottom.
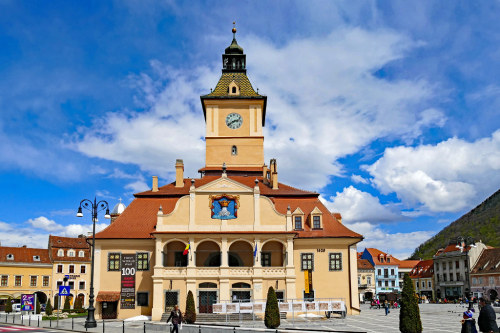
57, 264, 64, 273
68, 264, 75, 274
80, 264, 86, 274
57, 249, 64, 257
78, 280, 86, 290
14, 275, 22, 286
68, 249, 75, 257
30, 275, 37, 287
1, 275, 8, 287
43, 275, 50, 287
78, 251, 85, 258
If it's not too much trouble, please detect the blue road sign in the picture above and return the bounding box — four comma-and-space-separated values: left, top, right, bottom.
59, 286, 71, 296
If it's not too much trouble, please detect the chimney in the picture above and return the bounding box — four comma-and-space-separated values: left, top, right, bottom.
152, 176, 158, 192
270, 159, 278, 190
272, 172, 278, 190
262, 164, 268, 182
175, 159, 184, 187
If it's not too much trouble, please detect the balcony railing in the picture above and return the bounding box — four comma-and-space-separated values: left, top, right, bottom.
377, 275, 398, 279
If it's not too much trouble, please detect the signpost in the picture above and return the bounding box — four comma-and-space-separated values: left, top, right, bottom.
120, 254, 136, 309
21, 294, 35, 311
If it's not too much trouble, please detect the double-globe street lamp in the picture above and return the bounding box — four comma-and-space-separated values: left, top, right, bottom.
76, 198, 110, 328
456, 236, 476, 310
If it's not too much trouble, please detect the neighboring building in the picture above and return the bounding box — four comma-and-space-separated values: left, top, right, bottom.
92, 28, 363, 320
398, 260, 420, 288
409, 259, 434, 300
0, 246, 52, 311
48, 235, 91, 308
110, 199, 127, 223
433, 241, 486, 300
357, 259, 375, 302
470, 247, 500, 301
360, 248, 400, 300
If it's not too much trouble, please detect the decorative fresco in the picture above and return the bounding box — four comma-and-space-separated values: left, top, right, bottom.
209, 194, 240, 219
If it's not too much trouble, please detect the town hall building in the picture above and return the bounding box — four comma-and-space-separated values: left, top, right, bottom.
93, 27, 363, 320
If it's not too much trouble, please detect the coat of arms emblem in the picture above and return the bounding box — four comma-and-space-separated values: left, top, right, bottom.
209, 194, 240, 219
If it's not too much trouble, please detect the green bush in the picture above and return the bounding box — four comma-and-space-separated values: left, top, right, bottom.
184, 290, 196, 324
264, 286, 280, 329
5, 297, 12, 313
63, 296, 71, 311
45, 299, 53, 316
399, 273, 422, 333
35, 297, 40, 314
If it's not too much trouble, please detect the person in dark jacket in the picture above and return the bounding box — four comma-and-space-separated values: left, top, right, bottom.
478, 298, 499, 333
166, 305, 183, 333
461, 310, 478, 333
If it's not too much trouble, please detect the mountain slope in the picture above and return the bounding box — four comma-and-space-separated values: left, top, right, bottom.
410, 189, 500, 260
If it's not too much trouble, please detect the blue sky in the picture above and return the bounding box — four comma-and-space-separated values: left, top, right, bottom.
1, 1, 500, 259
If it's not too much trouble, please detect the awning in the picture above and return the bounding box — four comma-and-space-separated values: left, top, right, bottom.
96, 292, 120, 302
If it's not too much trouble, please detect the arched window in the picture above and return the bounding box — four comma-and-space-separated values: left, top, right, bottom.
232, 282, 251, 288
199, 282, 217, 288
68, 250, 75, 257
231, 145, 237, 155
78, 251, 85, 257
232, 86, 237, 94
57, 249, 64, 257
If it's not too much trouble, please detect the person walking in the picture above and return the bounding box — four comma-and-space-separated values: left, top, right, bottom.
461, 310, 478, 333
384, 300, 390, 316
478, 298, 499, 333
166, 305, 183, 333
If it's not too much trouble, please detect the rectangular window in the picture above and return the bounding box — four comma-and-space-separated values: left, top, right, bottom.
312, 216, 321, 229
303, 290, 314, 302
57, 264, 63, 273
261, 252, 271, 267
385, 281, 388, 287
30, 276, 37, 287
456, 273, 460, 281
449, 273, 453, 281
428, 281, 431, 288
301, 253, 314, 271
367, 276, 371, 285
378, 281, 382, 287
57, 281, 63, 288
443, 274, 447, 281
174, 252, 188, 267
69, 265, 75, 274
108, 253, 121, 271
80, 265, 86, 274
137, 292, 149, 306
390, 269, 394, 275
43, 276, 49, 287
478, 277, 483, 284
275, 291, 285, 302
489, 277, 495, 285
329, 253, 342, 271
472, 277, 477, 285
384, 269, 388, 277
137, 253, 149, 271
421, 281, 425, 288
15, 276, 22, 286
68, 281, 74, 289
392, 281, 395, 287
437, 275, 440, 282
455, 261, 459, 269
165, 291, 179, 311
294, 216, 302, 230
1, 275, 8, 286
358, 276, 361, 285
79, 281, 85, 290
377, 269, 381, 276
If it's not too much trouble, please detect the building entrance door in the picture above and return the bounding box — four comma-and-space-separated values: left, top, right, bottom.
198, 291, 217, 313
101, 301, 118, 319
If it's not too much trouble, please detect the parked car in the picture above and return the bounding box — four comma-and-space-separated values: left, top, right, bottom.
13, 304, 21, 312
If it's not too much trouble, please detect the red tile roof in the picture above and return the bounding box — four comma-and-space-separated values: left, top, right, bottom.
48, 236, 90, 262
97, 177, 362, 240
409, 259, 434, 278
364, 248, 399, 266
434, 243, 472, 257
358, 259, 374, 270
0, 246, 51, 264
471, 248, 500, 274
398, 260, 420, 269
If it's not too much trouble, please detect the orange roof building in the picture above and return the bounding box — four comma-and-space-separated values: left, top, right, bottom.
92, 27, 363, 320
409, 259, 435, 299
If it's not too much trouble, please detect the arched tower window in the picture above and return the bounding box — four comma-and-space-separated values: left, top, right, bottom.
232, 86, 237, 94
231, 145, 237, 155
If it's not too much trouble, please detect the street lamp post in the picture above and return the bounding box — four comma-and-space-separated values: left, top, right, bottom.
77, 197, 110, 328
456, 236, 476, 310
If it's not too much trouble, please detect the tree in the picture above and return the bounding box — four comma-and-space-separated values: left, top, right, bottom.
45, 299, 53, 316
264, 286, 280, 329
184, 290, 196, 324
36, 297, 41, 314
63, 296, 71, 312
5, 297, 12, 313
73, 296, 83, 312
399, 273, 422, 333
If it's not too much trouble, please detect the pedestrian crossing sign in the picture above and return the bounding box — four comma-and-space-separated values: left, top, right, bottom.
59, 286, 71, 296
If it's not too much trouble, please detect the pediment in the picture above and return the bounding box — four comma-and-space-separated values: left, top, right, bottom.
311, 206, 323, 215
195, 177, 253, 193
292, 207, 304, 215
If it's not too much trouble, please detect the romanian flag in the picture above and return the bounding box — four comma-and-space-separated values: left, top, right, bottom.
183, 242, 190, 255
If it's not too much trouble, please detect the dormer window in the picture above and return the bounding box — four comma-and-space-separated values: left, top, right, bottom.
387, 257, 391, 263
68, 250, 75, 257
78, 251, 85, 258
310, 207, 323, 229
228, 81, 240, 96
33, 256, 40, 261
6, 254, 14, 260
57, 249, 64, 257
292, 208, 305, 230
380, 257, 384, 263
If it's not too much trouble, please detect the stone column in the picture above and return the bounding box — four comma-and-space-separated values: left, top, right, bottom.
254, 238, 261, 268
151, 279, 164, 320
188, 237, 195, 268
221, 237, 228, 267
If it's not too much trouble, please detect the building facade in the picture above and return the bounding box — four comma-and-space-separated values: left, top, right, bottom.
48, 235, 91, 308
93, 28, 363, 320
470, 247, 500, 301
409, 259, 434, 301
433, 241, 486, 300
360, 249, 400, 300
0, 246, 52, 311
357, 258, 375, 302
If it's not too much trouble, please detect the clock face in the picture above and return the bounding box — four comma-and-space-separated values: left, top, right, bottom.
225, 113, 243, 129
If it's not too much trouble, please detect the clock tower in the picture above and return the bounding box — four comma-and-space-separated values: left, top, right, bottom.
200, 25, 267, 173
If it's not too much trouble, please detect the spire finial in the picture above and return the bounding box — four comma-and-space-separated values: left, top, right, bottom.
232, 21, 236, 38
119, 197, 122, 203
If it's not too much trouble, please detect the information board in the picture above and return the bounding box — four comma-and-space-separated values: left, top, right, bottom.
21, 294, 34, 311
120, 254, 136, 309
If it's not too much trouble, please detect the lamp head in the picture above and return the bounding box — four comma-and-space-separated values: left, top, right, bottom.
76, 207, 83, 217
104, 208, 111, 219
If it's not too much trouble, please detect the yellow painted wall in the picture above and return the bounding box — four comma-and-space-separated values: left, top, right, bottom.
0, 264, 53, 300
205, 137, 264, 167
52, 261, 91, 307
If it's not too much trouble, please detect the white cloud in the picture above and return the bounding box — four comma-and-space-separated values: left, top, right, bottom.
365, 130, 500, 212
27, 216, 64, 232
351, 174, 369, 184
326, 186, 403, 223
71, 27, 442, 191
349, 222, 435, 260
125, 180, 150, 193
